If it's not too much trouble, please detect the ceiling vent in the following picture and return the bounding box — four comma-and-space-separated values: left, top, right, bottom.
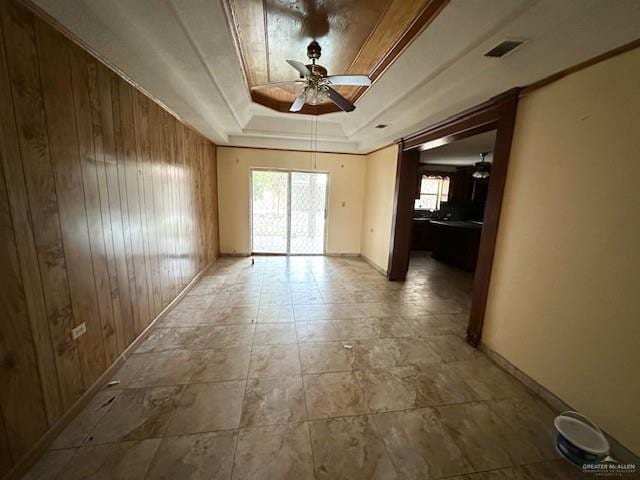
484, 39, 525, 58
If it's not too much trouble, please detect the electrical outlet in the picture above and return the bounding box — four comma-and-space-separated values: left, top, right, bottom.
71, 322, 86, 340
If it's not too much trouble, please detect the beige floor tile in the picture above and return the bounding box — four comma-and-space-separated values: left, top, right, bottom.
299, 342, 354, 374
259, 292, 292, 306
145, 431, 237, 480
295, 321, 340, 342
374, 408, 474, 479
189, 346, 251, 383
436, 397, 557, 472
233, 423, 314, 480
423, 335, 482, 362
291, 291, 324, 304
520, 459, 588, 479
404, 314, 464, 337
240, 376, 306, 427
51, 390, 120, 449
58, 439, 161, 480
293, 304, 331, 321
113, 351, 197, 388
383, 337, 444, 367
253, 323, 297, 345
309, 415, 398, 480
167, 381, 245, 435
488, 396, 559, 462
201, 306, 258, 325
22, 449, 76, 480
435, 401, 513, 471
358, 303, 398, 317
88, 387, 182, 444
327, 303, 366, 319
248, 345, 301, 378
304, 371, 368, 419
355, 367, 419, 412
135, 327, 198, 353
349, 339, 398, 370
200, 325, 255, 349
454, 358, 529, 400
333, 317, 413, 340
257, 305, 295, 323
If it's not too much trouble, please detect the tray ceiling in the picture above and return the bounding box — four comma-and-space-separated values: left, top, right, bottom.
26, 0, 640, 153
224, 0, 448, 114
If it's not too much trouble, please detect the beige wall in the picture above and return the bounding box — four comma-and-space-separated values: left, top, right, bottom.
360, 145, 399, 272
483, 47, 640, 454
217, 146, 365, 254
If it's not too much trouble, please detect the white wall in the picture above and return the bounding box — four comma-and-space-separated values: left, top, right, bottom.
483, 47, 640, 454
216, 146, 366, 255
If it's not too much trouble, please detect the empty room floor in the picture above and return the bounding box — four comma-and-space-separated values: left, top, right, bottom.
24, 256, 584, 479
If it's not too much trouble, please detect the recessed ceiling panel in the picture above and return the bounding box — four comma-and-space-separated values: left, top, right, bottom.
224, 0, 449, 114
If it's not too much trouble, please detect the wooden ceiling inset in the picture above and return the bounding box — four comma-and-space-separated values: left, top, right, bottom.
224, 0, 449, 115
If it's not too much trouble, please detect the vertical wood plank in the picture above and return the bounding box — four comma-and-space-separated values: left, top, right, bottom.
0, 0, 85, 408
35, 17, 106, 385
148, 102, 170, 306
86, 56, 125, 358
0, 408, 12, 476
169, 118, 187, 291
134, 92, 162, 318
0, 0, 63, 424
118, 80, 151, 335
110, 71, 138, 345
68, 43, 117, 365
90, 56, 129, 353
163, 113, 179, 297
0, 135, 49, 459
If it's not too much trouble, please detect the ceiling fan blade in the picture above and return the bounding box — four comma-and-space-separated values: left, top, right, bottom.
327, 75, 372, 86
286, 60, 311, 77
251, 80, 305, 89
326, 87, 355, 112
289, 89, 306, 112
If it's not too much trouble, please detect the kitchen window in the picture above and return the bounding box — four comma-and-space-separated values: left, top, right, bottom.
415, 175, 450, 211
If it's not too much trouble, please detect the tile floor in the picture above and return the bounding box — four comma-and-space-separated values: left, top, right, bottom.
24, 254, 589, 479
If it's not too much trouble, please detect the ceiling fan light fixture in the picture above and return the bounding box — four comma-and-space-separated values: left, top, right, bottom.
276, 42, 370, 113
305, 87, 328, 105
472, 152, 491, 179
472, 169, 490, 179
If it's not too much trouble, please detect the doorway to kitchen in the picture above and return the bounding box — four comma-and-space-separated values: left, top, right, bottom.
388, 89, 520, 346
251, 169, 329, 255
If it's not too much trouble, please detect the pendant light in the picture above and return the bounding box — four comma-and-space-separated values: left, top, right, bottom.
472, 152, 491, 179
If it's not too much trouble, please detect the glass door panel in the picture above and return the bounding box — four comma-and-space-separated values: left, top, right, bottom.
290, 172, 328, 254
251, 170, 289, 253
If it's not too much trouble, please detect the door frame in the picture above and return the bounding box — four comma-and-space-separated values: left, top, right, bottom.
386, 88, 520, 346
250, 167, 330, 256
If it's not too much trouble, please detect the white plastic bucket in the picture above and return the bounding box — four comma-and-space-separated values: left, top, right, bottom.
554, 411, 610, 465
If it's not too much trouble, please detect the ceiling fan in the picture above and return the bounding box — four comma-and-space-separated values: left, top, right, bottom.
251, 41, 371, 113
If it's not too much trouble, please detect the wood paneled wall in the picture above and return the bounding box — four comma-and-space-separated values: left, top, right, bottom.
0, 0, 219, 476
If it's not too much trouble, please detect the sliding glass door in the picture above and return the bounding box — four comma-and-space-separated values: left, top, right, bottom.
251, 170, 328, 254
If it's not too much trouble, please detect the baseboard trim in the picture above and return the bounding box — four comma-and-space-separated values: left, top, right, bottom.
5, 260, 214, 480
219, 252, 251, 257
479, 342, 640, 463
359, 253, 388, 277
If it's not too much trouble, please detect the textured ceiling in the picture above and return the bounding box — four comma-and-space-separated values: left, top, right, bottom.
31, 0, 640, 153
